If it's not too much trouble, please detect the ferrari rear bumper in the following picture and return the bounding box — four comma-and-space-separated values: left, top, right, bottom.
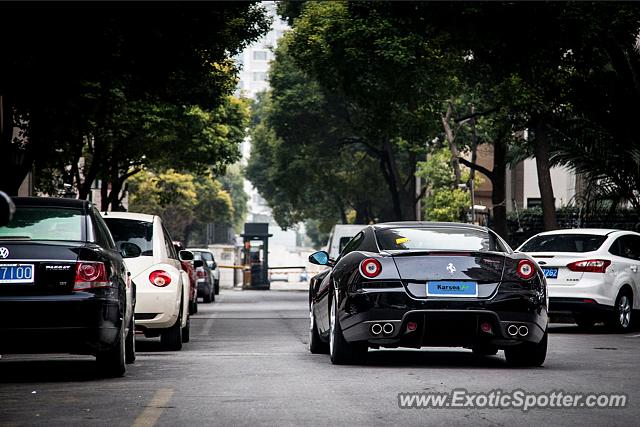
340, 286, 548, 347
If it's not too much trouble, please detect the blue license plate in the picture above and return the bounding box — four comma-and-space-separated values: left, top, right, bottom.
0, 264, 35, 284
542, 268, 558, 279
427, 281, 477, 297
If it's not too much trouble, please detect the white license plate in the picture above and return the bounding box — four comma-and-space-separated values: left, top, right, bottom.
0, 264, 35, 284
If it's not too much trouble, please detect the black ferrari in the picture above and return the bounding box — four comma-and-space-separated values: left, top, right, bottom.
0, 197, 137, 377
308, 222, 548, 366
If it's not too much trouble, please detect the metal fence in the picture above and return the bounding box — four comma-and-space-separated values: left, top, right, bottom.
505, 207, 640, 248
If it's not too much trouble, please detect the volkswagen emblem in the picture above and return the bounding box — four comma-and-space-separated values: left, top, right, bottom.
446, 263, 456, 274
0, 247, 9, 259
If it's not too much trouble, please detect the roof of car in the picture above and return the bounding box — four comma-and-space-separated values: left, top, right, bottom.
531, 228, 623, 236
373, 221, 487, 231
12, 196, 89, 210
100, 211, 156, 222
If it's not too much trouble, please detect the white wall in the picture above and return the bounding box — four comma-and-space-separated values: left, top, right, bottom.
522, 159, 577, 208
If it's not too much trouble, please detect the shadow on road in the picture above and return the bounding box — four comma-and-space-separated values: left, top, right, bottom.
549, 323, 627, 334
362, 349, 508, 368
0, 359, 101, 383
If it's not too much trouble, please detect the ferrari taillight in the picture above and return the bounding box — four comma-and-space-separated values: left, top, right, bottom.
567, 259, 611, 273
149, 270, 172, 287
74, 262, 109, 291
516, 259, 536, 280
360, 258, 382, 278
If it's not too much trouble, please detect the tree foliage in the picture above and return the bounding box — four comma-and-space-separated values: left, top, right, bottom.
246, 39, 394, 229
128, 169, 233, 244
256, 1, 640, 234
0, 4, 269, 200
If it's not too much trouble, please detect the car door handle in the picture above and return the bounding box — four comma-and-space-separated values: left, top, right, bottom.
631, 266, 638, 272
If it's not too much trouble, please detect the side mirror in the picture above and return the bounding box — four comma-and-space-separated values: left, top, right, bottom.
193, 259, 204, 268
0, 191, 15, 227
309, 251, 331, 266
209, 261, 217, 270
120, 242, 142, 258
179, 250, 194, 261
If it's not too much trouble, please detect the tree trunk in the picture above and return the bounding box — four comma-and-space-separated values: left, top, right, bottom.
492, 136, 508, 239
442, 102, 462, 186
533, 119, 558, 230
100, 178, 109, 211
379, 148, 403, 220
0, 95, 31, 195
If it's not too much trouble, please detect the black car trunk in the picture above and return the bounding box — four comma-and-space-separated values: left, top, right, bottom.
391, 251, 506, 299
0, 241, 80, 295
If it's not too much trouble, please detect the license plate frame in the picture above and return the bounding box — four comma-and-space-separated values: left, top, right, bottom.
0, 263, 35, 284
426, 280, 478, 297
542, 268, 558, 279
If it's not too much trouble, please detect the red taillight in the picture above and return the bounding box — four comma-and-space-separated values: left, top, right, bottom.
360, 258, 382, 278
149, 270, 172, 287
74, 262, 109, 291
516, 259, 536, 280
196, 269, 206, 279
567, 259, 611, 273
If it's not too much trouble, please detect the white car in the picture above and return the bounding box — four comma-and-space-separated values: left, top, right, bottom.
517, 229, 640, 331
102, 212, 191, 349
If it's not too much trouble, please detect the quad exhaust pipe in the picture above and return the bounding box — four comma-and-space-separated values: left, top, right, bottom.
507, 324, 529, 337
370, 322, 395, 336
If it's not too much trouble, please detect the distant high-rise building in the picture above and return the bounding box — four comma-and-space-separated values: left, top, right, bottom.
235, 2, 288, 99
236, 2, 300, 252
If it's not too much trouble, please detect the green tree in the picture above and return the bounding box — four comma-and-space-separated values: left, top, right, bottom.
418, 147, 482, 222
0, 4, 270, 195
128, 169, 233, 244
246, 38, 394, 229
421, 1, 640, 228
286, 1, 457, 220
219, 164, 249, 233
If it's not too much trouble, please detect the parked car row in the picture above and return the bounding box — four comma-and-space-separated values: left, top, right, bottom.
0, 197, 221, 378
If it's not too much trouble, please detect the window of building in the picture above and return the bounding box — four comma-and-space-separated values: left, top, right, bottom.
253, 50, 268, 61
253, 72, 268, 82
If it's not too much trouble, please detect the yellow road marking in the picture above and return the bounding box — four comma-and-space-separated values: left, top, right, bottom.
131, 388, 174, 427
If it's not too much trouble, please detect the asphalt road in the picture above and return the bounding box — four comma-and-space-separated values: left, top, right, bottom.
1, 288, 639, 426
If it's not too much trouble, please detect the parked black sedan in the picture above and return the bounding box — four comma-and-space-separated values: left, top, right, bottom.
0, 197, 137, 377
308, 222, 548, 366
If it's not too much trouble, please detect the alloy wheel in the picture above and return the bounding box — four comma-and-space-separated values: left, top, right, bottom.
308, 302, 315, 350
618, 295, 632, 328
329, 296, 336, 356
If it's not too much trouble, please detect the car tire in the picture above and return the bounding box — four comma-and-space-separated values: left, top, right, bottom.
574, 314, 596, 330
504, 331, 547, 367
472, 343, 499, 356
161, 302, 183, 351
607, 290, 633, 332
309, 301, 328, 354
214, 279, 220, 295
329, 293, 367, 365
182, 315, 190, 343
125, 314, 136, 364
203, 284, 214, 303
189, 299, 198, 315
96, 321, 126, 377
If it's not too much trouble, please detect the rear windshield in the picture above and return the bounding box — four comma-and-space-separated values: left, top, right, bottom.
375, 227, 504, 252
519, 234, 606, 253
103, 218, 154, 256
0, 207, 83, 241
